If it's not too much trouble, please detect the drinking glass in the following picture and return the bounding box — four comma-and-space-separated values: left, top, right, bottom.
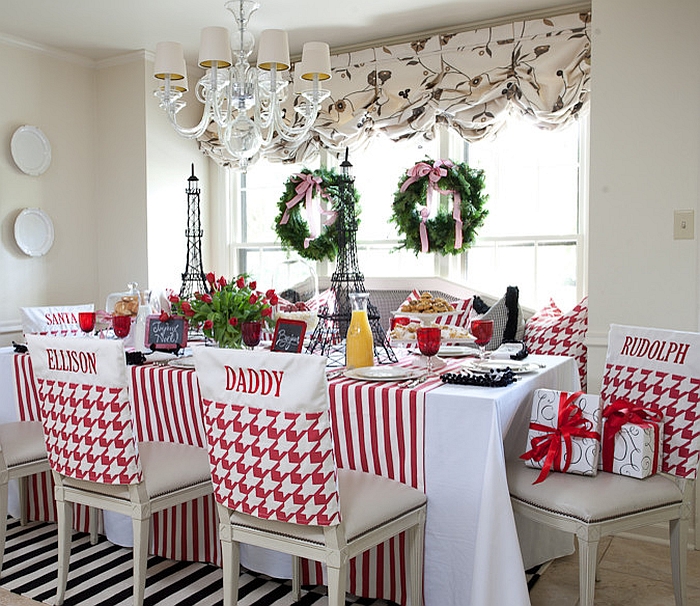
416, 326, 441, 374
78, 312, 96, 337
112, 315, 132, 339
470, 319, 494, 360
242, 320, 262, 349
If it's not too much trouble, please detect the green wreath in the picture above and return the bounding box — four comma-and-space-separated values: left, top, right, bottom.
390, 159, 488, 256
274, 168, 359, 263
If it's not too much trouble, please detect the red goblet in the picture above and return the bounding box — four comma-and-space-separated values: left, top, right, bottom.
416, 326, 441, 374
470, 319, 494, 360
242, 320, 262, 349
112, 315, 131, 339
78, 312, 96, 337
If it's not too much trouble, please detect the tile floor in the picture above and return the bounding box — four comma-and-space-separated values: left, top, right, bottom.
0, 536, 698, 605
529, 536, 700, 605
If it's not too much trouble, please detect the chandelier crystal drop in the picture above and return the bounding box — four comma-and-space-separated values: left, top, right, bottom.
153, 0, 331, 169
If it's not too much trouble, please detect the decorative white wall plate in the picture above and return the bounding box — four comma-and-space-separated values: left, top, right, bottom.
14, 208, 55, 256
10, 125, 52, 176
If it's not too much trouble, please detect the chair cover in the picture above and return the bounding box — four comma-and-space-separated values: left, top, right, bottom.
20, 304, 94, 337
195, 348, 340, 526
26, 335, 141, 485
601, 324, 700, 479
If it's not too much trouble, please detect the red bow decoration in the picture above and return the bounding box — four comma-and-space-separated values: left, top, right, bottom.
601, 398, 663, 473
521, 391, 600, 484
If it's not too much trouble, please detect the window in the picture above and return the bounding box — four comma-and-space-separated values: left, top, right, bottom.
225, 116, 586, 311
464, 118, 586, 310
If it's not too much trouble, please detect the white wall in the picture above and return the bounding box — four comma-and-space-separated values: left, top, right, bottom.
587, 0, 700, 393
0, 41, 98, 344
95, 56, 149, 307
0, 42, 207, 345
145, 57, 211, 300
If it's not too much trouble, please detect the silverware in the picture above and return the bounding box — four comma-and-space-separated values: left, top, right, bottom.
400, 374, 429, 388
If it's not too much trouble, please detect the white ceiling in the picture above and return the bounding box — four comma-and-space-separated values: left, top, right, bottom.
1, 0, 583, 63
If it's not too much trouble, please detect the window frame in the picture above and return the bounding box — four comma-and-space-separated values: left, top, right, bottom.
218, 115, 589, 310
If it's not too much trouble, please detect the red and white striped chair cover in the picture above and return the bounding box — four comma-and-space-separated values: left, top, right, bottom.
194, 347, 427, 606
507, 324, 700, 606
26, 335, 213, 606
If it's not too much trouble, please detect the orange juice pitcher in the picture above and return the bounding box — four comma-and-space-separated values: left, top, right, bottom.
346, 292, 374, 369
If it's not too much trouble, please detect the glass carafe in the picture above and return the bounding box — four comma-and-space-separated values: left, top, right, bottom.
346, 292, 374, 369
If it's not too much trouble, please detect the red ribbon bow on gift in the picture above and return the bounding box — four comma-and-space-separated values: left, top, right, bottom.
601, 398, 663, 474
279, 173, 337, 248
521, 391, 600, 484
399, 160, 463, 253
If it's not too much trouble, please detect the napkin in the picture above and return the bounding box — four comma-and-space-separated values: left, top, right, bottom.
489, 342, 528, 360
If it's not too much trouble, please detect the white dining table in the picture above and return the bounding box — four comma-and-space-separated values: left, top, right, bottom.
423, 355, 577, 606
0, 346, 578, 606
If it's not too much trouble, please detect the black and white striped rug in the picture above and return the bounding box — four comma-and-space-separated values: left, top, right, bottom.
0, 519, 397, 606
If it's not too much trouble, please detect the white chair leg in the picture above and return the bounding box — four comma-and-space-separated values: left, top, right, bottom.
670, 516, 688, 606
577, 533, 599, 606
291, 555, 301, 602
0, 481, 8, 575
88, 507, 99, 545
17, 477, 28, 526
220, 535, 240, 606
326, 563, 347, 606
407, 512, 426, 606
55, 496, 73, 606
132, 517, 150, 606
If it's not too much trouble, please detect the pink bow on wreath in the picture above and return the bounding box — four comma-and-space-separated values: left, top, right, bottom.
400, 160, 463, 253
280, 173, 337, 248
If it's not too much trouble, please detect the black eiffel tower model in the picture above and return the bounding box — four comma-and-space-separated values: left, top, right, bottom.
179, 164, 210, 299
306, 151, 396, 367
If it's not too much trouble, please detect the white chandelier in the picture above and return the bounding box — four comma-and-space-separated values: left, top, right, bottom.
153, 0, 331, 169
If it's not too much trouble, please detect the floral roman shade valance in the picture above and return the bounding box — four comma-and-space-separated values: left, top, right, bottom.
199, 11, 591, 167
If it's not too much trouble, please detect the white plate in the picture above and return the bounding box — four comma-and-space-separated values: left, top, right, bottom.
11, 125, 52, 176
14, 208, 55, 257
462, 359, 541, 374
168, 356, 195, 369
438, 345, 478, 357
344, 366, 422, 382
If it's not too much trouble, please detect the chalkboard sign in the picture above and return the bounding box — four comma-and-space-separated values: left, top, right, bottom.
145, 315, 188, 353
271, 319, 306, 353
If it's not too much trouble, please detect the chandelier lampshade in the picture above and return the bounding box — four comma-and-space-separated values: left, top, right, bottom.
300, 42, 331, 80
199, 27, 233, 68
153, 0, 331, 170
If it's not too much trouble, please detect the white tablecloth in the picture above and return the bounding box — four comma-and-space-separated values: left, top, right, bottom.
1, 347, 578, 606
424, 355, 578, 605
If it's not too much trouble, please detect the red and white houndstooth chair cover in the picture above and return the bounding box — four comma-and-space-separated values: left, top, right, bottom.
194, 348, 340, 526
26, 335, 142, 485
601, 324, 700, 480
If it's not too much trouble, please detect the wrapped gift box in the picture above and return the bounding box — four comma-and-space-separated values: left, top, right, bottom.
521, 389, 602, 483
600, 400, 663, 479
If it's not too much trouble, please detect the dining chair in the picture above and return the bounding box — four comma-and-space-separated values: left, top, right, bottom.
193, 347, 427, 606
0, 420, 51, 575
507, 324, 700, 606
26, 335, 213, 606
